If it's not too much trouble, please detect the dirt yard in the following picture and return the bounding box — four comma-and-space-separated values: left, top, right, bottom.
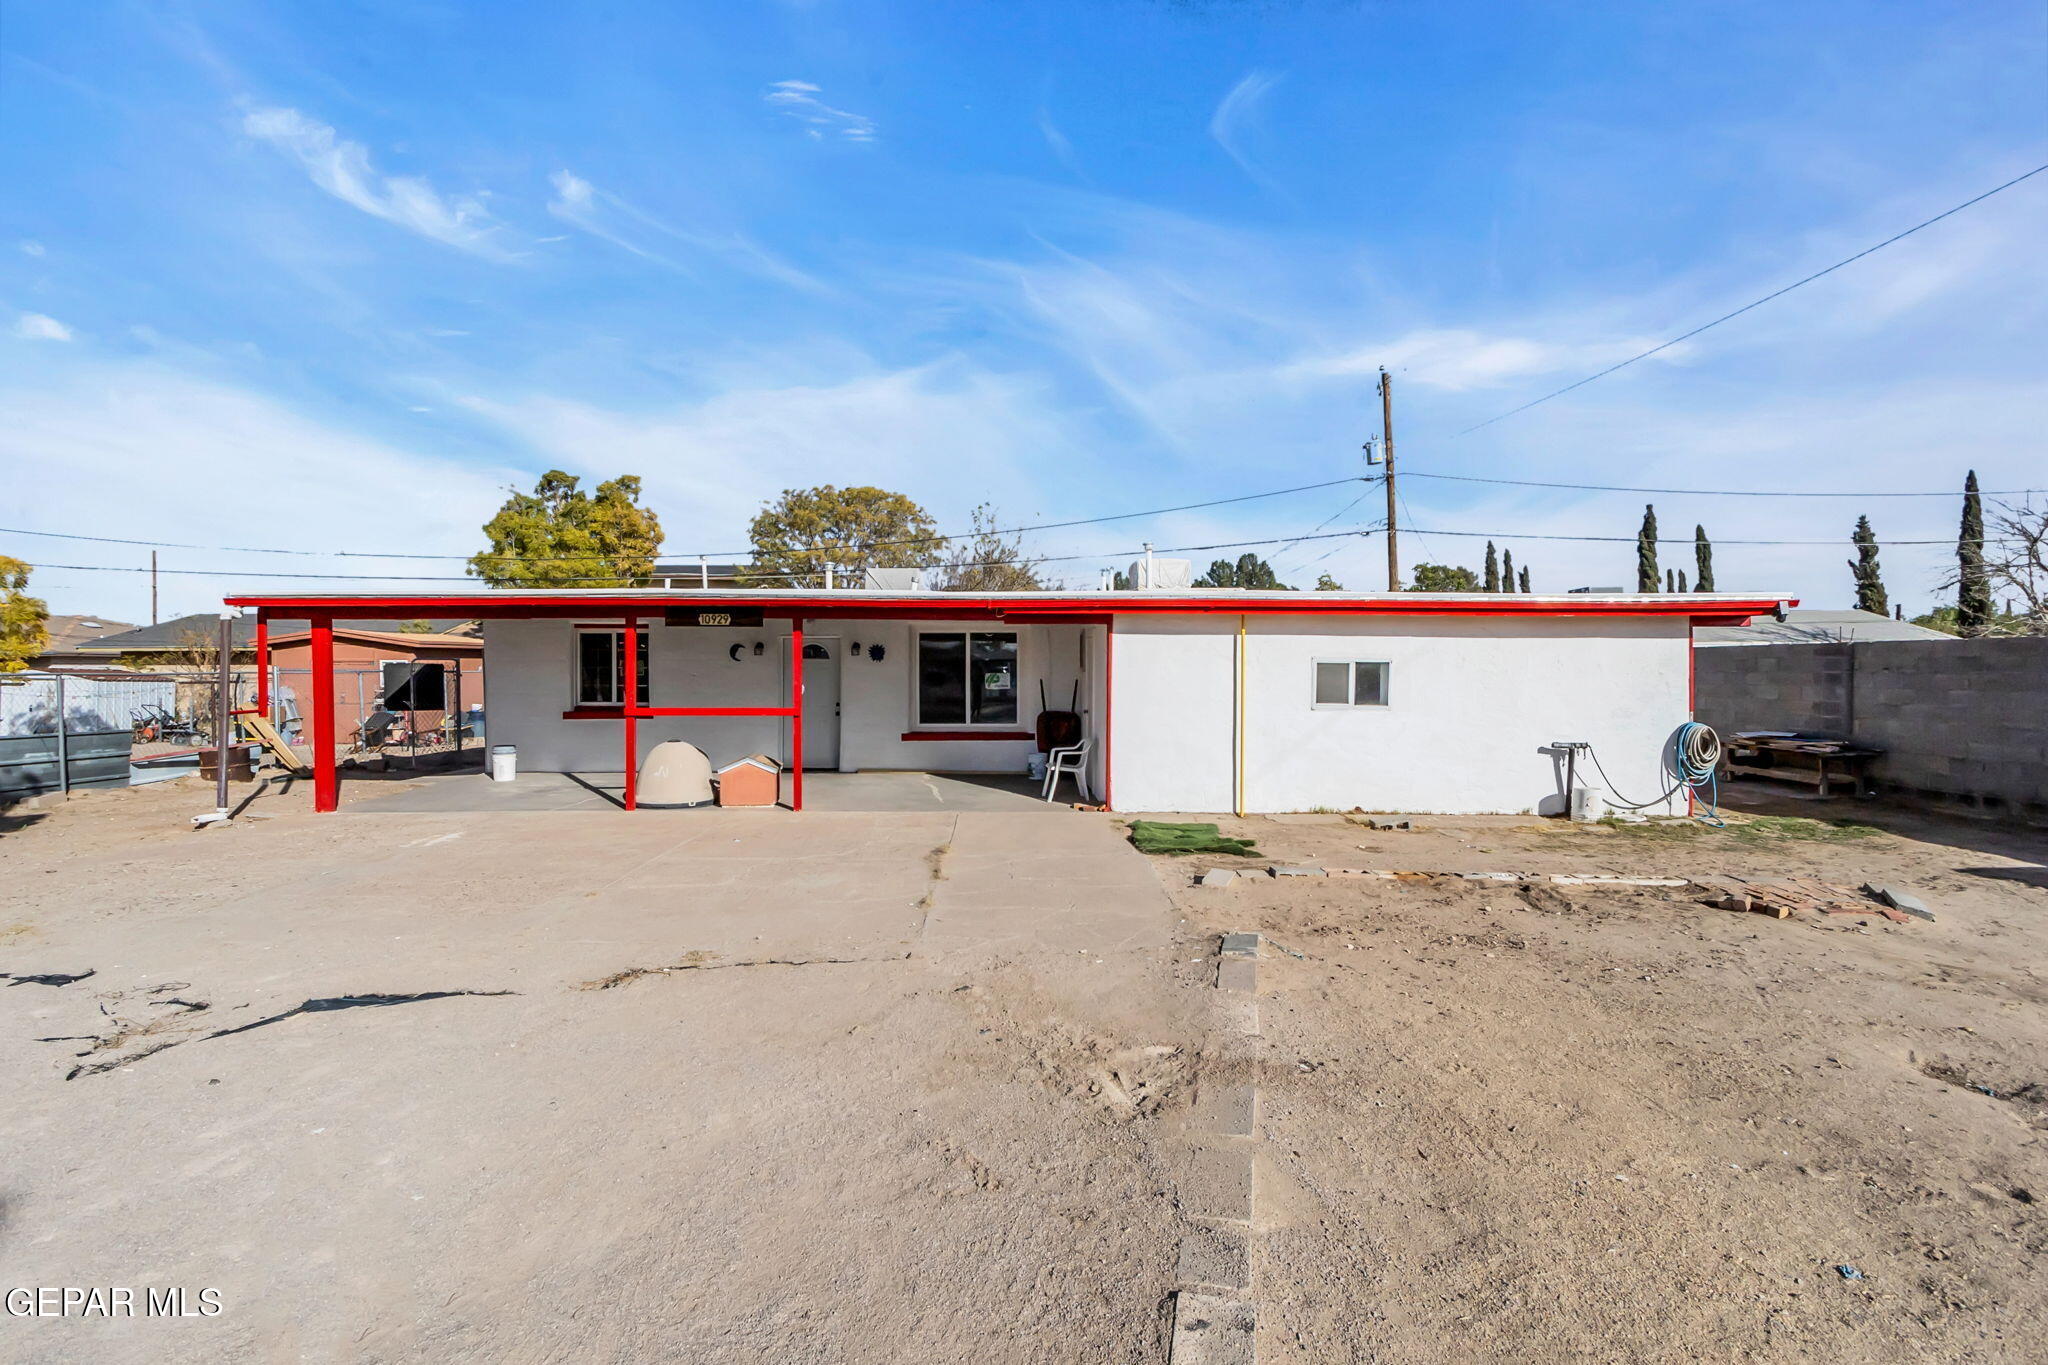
4, 776, 2045, 1363
1141, 793, 2048, 1363
0, 778, 1223, 1364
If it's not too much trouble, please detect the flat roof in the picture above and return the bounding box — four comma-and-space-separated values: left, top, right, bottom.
222, 588, 1793, 627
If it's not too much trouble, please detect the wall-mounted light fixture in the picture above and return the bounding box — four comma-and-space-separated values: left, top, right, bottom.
753, 641, 766, 656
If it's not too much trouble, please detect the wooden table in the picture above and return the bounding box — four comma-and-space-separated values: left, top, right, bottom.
1721, 736, 1883, 798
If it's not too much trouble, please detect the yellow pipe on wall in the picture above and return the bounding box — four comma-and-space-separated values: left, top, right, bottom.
1234, 614, 1247, 817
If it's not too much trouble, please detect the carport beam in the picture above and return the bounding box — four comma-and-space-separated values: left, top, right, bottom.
253, 612, 269, 721
311, 616, 337, 812
790, 621, 803, 812
623, 616, 638, 812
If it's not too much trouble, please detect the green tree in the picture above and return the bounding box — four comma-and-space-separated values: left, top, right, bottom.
1501, 548, 1516, 593
1849, 515, 1888, 615
1694, 525, 1715, 592
1957, 471, 1993, 635
0, 556, 49, 672
1194, 554, 1291, 589
1314, 573, 1343, 591
1483, 542, 1500, 592
468, 471, 663, 588
1518, 565, 1531, 593
929, 504, 1047, 591
398, 619, 434, 633
1677, 569, 1688, 593
746, 485, 939, 588
1637, 505, 1660, 592
1408, 562, 1482, 592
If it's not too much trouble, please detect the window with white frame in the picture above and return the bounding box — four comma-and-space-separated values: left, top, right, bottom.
574, 626, 650, 707
1312, 659, 1389, 708
916, 630, 1019, 726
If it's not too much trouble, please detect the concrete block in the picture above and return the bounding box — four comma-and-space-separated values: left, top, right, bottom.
1219, 932, 1260, 957
1169, 1293, 1255, 1365
1198, 869, 1238, 888
1181, 1143, 1254, 1223
1177, 1223, 1252, 1293
1269, 865, 1326, 878
1195, 1083, 1257, 1138
1216, 958, 1257, 993
1864, 883, 1935, 921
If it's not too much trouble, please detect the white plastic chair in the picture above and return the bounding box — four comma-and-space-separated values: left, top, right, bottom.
1042, 739, 1092, 803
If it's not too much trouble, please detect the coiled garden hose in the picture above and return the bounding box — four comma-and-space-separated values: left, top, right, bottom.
1584, 721, 1725, 827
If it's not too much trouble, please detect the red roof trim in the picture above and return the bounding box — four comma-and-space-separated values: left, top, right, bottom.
222, 591, 1791, 626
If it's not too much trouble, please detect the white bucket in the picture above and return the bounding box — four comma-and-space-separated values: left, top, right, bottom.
1026, 753, 1048, 781
1568, 785, 1605, 823
489, 744, 517, 782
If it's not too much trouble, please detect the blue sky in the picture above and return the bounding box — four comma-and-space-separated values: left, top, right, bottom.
3, 0, 2044, 622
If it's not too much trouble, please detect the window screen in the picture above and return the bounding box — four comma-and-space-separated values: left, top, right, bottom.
1313, 659, 1389, 707
918, 631, 1019, 726
575, 628, 650, 706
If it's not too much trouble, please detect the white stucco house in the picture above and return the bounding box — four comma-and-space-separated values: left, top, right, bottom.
222, 584, 1788, 816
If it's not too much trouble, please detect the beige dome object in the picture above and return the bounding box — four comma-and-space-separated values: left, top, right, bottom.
636, 740, 714, 808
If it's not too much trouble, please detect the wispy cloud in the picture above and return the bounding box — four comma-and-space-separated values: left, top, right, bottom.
547, 168, 825, 292
1297, 328, 1687, 392
1209, 70, 1286, 195
241, 106, 516, 261
1037, 108, 1086, 181
19, 240, 46, 258
764, 80, 876, 142
14, 312, 73, 341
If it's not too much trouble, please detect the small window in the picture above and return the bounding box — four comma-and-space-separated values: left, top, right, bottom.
1312, 659, 1388, 708
574, 627, 650, 707
916, 631, 1019, 726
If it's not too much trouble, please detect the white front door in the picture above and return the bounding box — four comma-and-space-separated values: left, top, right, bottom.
781, 636, 841, 770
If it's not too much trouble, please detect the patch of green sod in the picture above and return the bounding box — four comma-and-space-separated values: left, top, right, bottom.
1128, 820, 1262, 857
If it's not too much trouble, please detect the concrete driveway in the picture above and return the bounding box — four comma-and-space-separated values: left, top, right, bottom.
0, 782, 1208, 1364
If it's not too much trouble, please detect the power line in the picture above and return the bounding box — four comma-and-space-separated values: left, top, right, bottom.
0, 476, 1367, 566
24, 526, 1387, 585
1404, 471, 2047, 498
1457, 162, 2048, 434
1402, 525, 1972, 548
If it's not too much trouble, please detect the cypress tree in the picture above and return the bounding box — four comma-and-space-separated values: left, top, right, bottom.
1677, 569, 1689, 593
1665, 568, 1675, 593
1848, 515, 1888, 615
1637, 505, 1659, 592
1501, 548, 1515, 593
1518, 565, 1531, 593
1484, 541, 1500, 592
1694, 525, 1714, 592
1958, 470, 1992, 634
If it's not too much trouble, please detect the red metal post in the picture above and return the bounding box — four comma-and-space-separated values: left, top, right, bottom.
253, 611, 270, 721
623, 617, 638, 812
310, 616, 337, 812
1102, 621, 1115, 811
790, 620, 803, 811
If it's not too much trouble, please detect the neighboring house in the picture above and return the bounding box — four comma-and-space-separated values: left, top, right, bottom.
224, 580, 1786, 816
265, 627, 484, 746
651, 561, 751, 589
34, 614, 139, 669
73, 613, 478, 664
1696, 608, 1951, 647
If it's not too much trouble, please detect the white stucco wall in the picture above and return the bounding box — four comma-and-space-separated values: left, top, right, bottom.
1107, 614, 1693, 815
483, 617, 1094, 777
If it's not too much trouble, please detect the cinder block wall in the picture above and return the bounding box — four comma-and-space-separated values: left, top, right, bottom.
1695, 637, 2048, 819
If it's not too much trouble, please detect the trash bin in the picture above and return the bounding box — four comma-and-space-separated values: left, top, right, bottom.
489, 744, 517, 782
1026, 753, 1048, 782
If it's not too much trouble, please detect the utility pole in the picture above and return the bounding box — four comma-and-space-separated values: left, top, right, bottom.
151, 551, 159, 625
1379, 367, 1398, 591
